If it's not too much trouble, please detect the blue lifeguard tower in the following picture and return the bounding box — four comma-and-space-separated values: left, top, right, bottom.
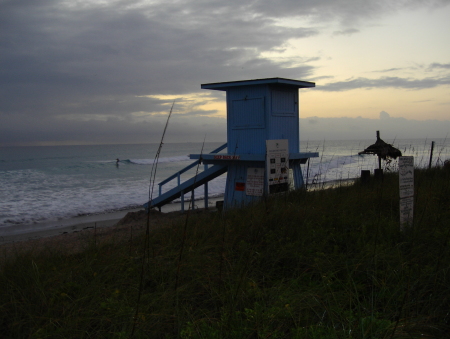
144, 77, 318, 211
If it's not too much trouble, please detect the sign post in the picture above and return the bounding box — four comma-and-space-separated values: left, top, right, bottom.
399, 156, 414, 230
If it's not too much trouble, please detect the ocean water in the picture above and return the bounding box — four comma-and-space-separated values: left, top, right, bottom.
1, 139, 448, 229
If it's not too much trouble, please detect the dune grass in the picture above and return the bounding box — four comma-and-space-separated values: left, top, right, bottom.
1, 167, 449, 338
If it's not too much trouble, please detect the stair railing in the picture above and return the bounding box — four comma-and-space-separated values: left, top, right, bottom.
156, 143, 227, 211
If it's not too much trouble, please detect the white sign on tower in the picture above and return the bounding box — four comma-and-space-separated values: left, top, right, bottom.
266, 139, 289, 194
246, 168, 264, 196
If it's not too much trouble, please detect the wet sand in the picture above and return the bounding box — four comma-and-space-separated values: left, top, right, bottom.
0, 197, 222, 246
0, 209, 178, 264
0, 209, 142, 245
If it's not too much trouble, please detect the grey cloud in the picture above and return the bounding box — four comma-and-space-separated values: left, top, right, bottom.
1, 0, 449, 146
379, 111, 390, 119
0, 0, 317, 120
300, 116, 450, 141
333, 28, 360, 36
413, 99, 432, 103
372, 68, 404, 73
429, 63, 450, 70
0, 111, 227, 146
250, 0, 450, 24
318, 76, 450, 91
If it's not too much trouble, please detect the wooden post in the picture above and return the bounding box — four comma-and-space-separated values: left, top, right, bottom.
376, 131, 381, 169
181, 190, 184, 212
204, 163, 209, 209
428, 141, 435, 169
374, 168, 383, 181
361, 170, 370, 185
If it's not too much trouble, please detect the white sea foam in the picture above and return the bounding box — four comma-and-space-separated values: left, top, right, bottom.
0, 170, 148, 227
305, 154, 376, 183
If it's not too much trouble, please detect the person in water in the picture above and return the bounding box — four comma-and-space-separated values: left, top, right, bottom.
116, 158, 120, 166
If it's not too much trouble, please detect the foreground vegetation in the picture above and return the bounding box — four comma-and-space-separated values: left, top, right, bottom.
1, 167, 450, 338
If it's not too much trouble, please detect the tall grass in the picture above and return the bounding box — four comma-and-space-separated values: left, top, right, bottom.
1, 167, 449, 338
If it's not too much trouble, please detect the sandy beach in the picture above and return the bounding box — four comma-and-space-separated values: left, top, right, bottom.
0, 209, 138, 245
0, 197, 222, 254
0, 196, 222, 245
0, 210, 181, 265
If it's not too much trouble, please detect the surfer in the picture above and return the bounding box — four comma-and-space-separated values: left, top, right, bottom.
116, 158, 120, 166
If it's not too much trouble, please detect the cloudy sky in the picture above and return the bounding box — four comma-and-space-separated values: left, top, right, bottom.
1, 0, 449, 146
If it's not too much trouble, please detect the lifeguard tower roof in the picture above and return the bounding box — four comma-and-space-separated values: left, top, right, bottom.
201, 77, 315, 90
